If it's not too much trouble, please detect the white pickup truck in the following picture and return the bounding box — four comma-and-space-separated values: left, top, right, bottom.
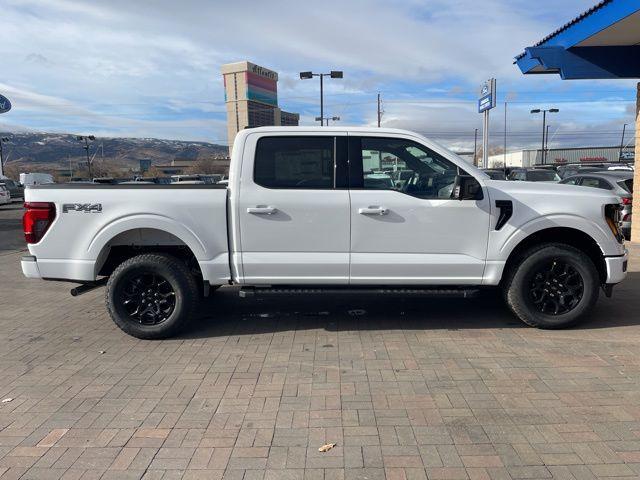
21, 127, 628, 338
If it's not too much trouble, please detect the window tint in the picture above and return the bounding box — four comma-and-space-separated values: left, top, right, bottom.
562, 177, 579, 185
580, 177, 605, 189
358, 137, 464, 199
254, 136, 334, 189
526, 170, 560, 182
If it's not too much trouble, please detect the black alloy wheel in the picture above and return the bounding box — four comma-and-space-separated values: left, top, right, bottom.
106, 253, 199, 339
120, 272, 176, 325
528, 259, 584, 316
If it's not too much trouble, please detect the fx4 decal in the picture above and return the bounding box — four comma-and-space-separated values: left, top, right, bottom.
62, 203, 102, 213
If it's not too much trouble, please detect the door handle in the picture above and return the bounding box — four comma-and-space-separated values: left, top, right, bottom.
247, 206, 278, 215
358, 206, 388, 216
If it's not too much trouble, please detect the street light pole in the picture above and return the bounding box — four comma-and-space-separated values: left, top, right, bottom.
77, 135, 95, 178
545, 124, 550, 161
300, 70, 343, 126
530, 108, 559, 165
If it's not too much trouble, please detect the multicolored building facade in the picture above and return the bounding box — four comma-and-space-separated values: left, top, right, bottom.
221, 61, 299, 154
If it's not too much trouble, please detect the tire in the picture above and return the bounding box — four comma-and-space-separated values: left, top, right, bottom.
106, 253, 198, 339
503, 243, 599, 329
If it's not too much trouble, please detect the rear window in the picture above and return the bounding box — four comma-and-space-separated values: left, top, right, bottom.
527, 170, 560, 182
254, 136, 334, 189
618, 179, 633, 193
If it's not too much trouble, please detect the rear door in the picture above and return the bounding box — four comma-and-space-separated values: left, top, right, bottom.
348, 135, 491, 285
237, 132, 350, 284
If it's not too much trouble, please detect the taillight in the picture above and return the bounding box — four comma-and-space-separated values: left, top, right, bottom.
23, 202, 56, 244
621, 197, 632, 205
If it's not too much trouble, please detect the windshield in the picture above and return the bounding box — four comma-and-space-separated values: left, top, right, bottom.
528, 170, 560, 182
618, 179, 633, 193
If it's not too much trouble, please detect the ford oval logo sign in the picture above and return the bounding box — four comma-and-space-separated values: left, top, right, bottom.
0, 94, 11, 114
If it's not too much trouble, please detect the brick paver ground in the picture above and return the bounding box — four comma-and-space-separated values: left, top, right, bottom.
1, 246, 640, 479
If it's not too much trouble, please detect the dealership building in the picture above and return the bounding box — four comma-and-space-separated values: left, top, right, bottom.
488, 145, 635, 168
221, 61, 299, 154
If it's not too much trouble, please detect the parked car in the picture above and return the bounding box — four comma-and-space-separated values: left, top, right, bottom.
171, 174, 222, 184
0, 178, 24, 201
21, 126, 627, 338
0, 185, 10, 205
508, 168, 560, 183
363, 172, 395, 189
482, 169, 506, 180
133, 176, 172, 185
557, 163, 633, 179
560, 171, 633, 240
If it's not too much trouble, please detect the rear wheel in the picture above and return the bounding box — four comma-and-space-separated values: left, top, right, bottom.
504, 243, 599, 329
106, 253, 198, 339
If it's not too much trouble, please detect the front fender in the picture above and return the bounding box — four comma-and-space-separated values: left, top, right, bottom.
495, 213, 614, 259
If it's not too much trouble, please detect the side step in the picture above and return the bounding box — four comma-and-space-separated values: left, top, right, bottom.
239, 286, 480, 298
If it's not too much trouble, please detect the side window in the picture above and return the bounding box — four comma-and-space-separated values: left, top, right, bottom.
254, 136, 334, 189
580, 177, 602, 189
357, 137, 464, 199
563, 177, 579, 185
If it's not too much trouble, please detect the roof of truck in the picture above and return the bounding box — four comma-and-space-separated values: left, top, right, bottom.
244, 126, 419, 135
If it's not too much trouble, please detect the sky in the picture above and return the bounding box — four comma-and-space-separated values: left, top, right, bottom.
0, 0, 637, 153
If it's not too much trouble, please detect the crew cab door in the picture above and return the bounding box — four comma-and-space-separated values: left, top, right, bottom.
348, 135, 491, 284
237, 132, 350, 284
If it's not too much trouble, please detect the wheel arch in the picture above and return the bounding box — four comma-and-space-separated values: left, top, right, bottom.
501, 227, 607, 285
94, 227, 204, 282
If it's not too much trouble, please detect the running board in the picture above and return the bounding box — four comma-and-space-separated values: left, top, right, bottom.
239, 286, 480, 298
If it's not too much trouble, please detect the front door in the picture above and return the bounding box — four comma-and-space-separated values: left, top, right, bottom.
237, 132, 350, 284
348, 135, 491, 285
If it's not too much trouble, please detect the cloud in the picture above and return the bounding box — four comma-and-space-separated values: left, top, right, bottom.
0, 0, 635, 148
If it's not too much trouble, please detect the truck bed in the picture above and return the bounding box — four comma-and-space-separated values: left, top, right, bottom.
23, 184, 231, 284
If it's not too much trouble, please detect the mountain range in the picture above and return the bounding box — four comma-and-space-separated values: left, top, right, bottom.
0, 132, 229, 168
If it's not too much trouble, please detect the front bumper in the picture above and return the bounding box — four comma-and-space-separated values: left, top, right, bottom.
21, 255, 42, 279
604, 249, 628, 284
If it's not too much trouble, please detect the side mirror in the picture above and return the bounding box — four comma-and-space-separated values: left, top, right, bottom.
453, 175, 483, 200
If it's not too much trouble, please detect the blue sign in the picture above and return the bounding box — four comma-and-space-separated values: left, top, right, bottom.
478, 94, 493, 112
478, 78, 496, 113
0, 94, 11, 114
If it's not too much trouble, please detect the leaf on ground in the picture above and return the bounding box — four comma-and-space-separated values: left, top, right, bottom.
318, 443, 336, 452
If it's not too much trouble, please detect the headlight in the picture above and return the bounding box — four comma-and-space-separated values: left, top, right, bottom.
604, 203, 624, 243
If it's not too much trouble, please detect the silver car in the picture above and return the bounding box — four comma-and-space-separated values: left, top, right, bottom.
560, 171, 633, 240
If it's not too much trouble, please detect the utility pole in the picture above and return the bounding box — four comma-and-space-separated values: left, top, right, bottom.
377, 93, 382, 127
619, 123, 627, 161
473, 128, 478, 166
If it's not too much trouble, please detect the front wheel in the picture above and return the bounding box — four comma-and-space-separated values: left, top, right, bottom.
106, 253, 198, 339
504, 243, 599, 329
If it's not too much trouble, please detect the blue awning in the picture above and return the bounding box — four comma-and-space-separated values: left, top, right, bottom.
515, 0, 640, 79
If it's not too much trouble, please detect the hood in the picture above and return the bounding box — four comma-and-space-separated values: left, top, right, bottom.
486, 179, 621, 203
